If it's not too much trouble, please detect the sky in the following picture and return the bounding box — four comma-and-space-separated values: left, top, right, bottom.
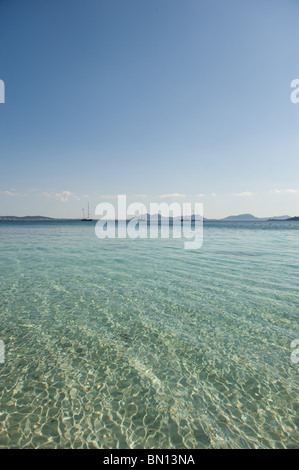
0, 0, 299, 219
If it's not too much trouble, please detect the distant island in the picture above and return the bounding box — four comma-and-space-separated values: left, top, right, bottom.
219, 214, 291, 222
268, 216, 299, 222
0, 215, 54, 221
0, 213, 298, 222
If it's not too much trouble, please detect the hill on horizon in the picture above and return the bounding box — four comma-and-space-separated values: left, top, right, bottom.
0, 213, 294, 222
220, 213, 291, 221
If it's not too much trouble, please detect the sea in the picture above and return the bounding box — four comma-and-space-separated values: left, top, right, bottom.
0, 220, 298, 448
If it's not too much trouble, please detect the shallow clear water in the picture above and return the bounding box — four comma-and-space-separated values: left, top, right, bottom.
0, 220, 298, 448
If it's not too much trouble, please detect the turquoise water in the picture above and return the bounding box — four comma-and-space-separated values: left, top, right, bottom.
0, 220, 298, 448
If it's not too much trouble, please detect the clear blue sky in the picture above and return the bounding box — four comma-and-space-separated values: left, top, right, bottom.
0, 0, 299, 218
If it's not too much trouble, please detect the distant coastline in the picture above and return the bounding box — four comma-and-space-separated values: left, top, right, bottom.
0, 213, 298, 222
0, 216, 56, 221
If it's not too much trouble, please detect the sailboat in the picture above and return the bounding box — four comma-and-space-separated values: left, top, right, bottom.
81, 203, 93, 221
